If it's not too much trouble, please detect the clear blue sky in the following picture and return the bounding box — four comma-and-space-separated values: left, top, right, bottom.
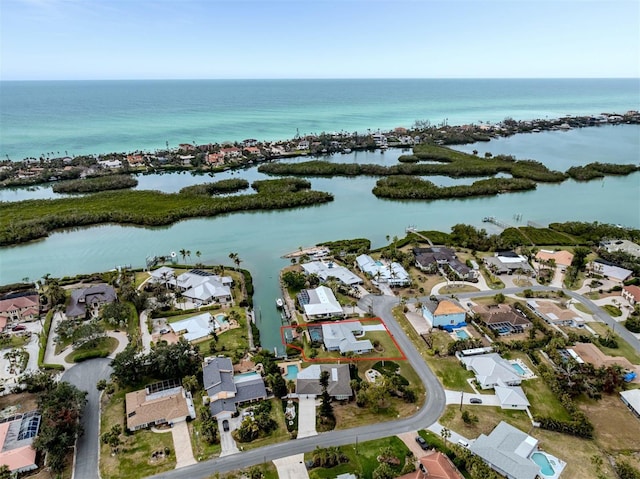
1, 0, 639, 80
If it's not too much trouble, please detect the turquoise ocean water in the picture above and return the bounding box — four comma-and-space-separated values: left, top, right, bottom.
1, 78, 639, 354
1, 78, 638, 160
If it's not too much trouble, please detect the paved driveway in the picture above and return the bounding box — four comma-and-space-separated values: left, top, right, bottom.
397, 431, 429, 458
444, 390, 500, 406
273, 453, 309, 479
218, 416, 240, 457
172, 421, 197, 468
62, 358, 113, 479
296, 396, 318, 439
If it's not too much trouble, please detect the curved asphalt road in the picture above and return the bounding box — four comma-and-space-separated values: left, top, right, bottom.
148, 294, 447, 479
62, 358, 113, 479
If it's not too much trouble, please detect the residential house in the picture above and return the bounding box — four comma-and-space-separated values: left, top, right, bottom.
535, 250, 574, 272
206, 152, 224, 165
355, 254, 411, 286
0, 411, 41, 476
169, 312, 220, 342
243, 146, 262, 157
494, 386, 530, 410
297, 286, 344, 320
588, 259, 633, 282
460, 353, 522, 389
220, 147, 242, 160
65, 284, 117, 320
471, 303, 531, 335
569, 342, 640, 377
622, 285, 640, 306
174, 270, 233, 306
483, 251, 535, 276
300, 261, 363, 286
149, 266, 177, 287
470, 421, 561, 479
98, 159, 122, 169
203, 356, 267, 418
295, 364, 353, 400
0, 293, 39, 331
620, 389, 640, 419
601, 239, 640, 258
125, 382, 195, 431
422, 299, 466, 329
126, 154, 145, 167
395, 451, 464, 479
322, 321, 373, 354
413, 247, 478, 282
526, 299, 583, 327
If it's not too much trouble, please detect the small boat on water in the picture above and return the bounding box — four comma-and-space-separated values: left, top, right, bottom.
276, 298, 284, 308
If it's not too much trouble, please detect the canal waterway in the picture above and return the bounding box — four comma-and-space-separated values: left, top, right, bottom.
1, 125, 639, 354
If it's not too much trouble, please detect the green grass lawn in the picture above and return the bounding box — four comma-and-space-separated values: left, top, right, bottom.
589, 322, 640, 364
233, 398, 291, 451
425, 356, 475, 392
0, 334, 29, 350
306, 436, 411, 479
100, 387, 176, 479
65, 336, 118, 363
602, 304, 622, 317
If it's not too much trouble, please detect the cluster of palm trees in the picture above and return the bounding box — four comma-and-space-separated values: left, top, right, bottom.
178, 249, 202, 263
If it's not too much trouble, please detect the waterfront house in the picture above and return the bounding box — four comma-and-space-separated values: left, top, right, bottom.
600, 239, 640, 258
203, 356, 267, 418
207, 152, 224, 165
0, 411, 41, 476
295, 364, 352, 400
300, 260, 363, 286
422, 299, 466, 328
622, 285, 640, 306
413, 247, 478, 282
174, 270, 233, 306
125, 381, 195, 431
355, 254, 410, 286
297, 286, 344, 320
0, 293, 39, 330
65, 283, 117, 320
321, 321, 373, 354
470, 421, 551, 479
220, 147, 242, 159
483, 251, 535, 276
169, 312, 217, 342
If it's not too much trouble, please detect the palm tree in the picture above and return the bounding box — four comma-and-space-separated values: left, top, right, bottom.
440, 427, 451, 446
195, 250, 201, 260
179, 249, 187, 262
186, 250, 192, 262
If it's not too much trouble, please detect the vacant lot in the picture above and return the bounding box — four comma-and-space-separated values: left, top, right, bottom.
578, 394, 640, 451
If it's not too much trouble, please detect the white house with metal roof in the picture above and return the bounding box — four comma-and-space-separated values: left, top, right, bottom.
620, 389, 640, 418
322, 321, 373, 354
297, 286, 344, 320
460, 353, 522, 389
355, 254, 410, 286
300, 261, 363, 286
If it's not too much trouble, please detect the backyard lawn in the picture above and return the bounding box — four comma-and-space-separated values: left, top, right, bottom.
589, 322, 640, 364
100, 388, 176, 479
306, 436, 411, 479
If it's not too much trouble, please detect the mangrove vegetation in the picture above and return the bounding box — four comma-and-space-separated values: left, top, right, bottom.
179, 178, 250, 196
0, 178, 333, 246
52, 174, 138, 193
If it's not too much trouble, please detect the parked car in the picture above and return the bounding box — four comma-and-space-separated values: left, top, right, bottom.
415, 435, 428, 450
12, 325, 26, 331
222, 419, 230, 432
458, 439, 470, 448
159, 328, 169, 334
470, 397, 483, 404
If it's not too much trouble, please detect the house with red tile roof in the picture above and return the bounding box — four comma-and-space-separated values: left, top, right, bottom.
0, 294, 39, 331
622, 285, 640, 306
207, 152, 224, 165
395, 451, 464, 479
243, 146, 262, 156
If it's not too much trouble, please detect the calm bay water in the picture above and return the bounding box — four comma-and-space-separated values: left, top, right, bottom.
1, 79, 639, 354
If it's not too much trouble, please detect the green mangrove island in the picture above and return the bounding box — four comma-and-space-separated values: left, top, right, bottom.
0, 178, 332, 246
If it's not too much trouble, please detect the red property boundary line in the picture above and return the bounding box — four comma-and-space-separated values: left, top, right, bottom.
280, 317, 407, 362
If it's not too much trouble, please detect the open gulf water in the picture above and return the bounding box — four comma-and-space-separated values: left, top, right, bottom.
1, 78, 639, 353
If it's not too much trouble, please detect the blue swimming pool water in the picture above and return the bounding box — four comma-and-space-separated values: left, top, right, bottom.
215, 313, 229, 325
531, 452, 555, 476
285, 364, 299, 381
375, 260, 383, 266
456, 330, 470, 340
512, 363, 526, 375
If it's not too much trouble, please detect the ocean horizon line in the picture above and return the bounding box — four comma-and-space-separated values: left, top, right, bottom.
1, 77, 639, 83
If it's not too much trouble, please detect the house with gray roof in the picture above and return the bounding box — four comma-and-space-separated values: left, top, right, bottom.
494, 386, 530, 410
322, 321, 373, 354
413, 247, 478, 282
203, 356, 267, 418
300, 261, 363, 286
296, 364, 353, 400
469, 421, 564, 479
297, 286, 344, 320
460, 353, 522, 389
65, 284, 117, 320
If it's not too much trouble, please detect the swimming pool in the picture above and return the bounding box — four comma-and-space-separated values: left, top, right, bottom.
456, 330, 470, 340
215, 313, 229, 325
512, 363, 526, 375
531, 452, 555, 476
375, 260, 383, 266
285, 364, 299, 381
